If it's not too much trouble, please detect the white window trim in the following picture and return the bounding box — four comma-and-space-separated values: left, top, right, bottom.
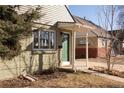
32, 30, 56, 51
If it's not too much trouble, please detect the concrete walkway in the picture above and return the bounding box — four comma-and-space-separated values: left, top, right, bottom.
61, 66, 124, 83
62, 57, 124, 83
80, 68, 124, 83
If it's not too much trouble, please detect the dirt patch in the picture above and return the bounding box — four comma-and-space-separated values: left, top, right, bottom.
0, 69, 124, 88
34, 71, 67, 80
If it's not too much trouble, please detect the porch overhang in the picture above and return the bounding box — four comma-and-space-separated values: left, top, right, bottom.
57, 22, 95, 69
57, 22, 95, 32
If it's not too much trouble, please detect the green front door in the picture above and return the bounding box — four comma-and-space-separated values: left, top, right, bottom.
61, 33, 69, 61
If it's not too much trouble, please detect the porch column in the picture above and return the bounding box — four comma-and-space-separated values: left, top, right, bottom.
72, 31, 76, 70
86, 33, 89, 67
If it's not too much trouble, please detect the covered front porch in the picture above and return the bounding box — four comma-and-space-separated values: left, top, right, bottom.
57, 22, 95, 69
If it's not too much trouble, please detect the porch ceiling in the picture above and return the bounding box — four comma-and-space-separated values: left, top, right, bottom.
57, 22, 95, 32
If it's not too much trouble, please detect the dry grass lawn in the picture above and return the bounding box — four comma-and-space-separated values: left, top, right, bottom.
0, 70, 124, 88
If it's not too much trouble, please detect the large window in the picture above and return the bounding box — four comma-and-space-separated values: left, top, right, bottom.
33, 30, 56, 50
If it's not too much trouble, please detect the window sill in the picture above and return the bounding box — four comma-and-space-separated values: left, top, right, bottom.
32, 49, 57, 54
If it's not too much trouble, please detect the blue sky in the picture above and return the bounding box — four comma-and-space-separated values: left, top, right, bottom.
69, 5, 99, 25
68, 5, 119, 30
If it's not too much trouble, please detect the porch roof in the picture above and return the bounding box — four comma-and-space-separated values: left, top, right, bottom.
57, 22, 95, 32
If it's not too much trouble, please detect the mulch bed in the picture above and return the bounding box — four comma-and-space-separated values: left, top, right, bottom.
0, 68, 73, 88
89, 66, 124, 78
0, 77, 31, 88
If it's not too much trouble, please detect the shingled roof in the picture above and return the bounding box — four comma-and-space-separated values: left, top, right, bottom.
73, 16, 111, 38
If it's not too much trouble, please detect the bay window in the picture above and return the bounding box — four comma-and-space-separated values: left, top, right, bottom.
33, 30, 56, 50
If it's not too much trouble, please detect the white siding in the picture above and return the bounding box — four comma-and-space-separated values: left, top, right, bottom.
16, 5, 74, 25
98, 38, 110, 48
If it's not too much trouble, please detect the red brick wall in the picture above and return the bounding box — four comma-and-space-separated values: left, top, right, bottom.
97, 48, 107, 58
75, 48, 98, 59
76, 47, 107, 59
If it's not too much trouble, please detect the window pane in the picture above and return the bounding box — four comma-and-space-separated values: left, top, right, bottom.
34, 31, 39, 48
40, 31, 49, 48
33, 30, 56, 50
40, 31, 43, 48
50, 32, 55, 49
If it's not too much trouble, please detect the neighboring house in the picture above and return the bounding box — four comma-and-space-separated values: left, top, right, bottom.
0, 5, 93, 80
108, 29, 124, 54
73, 16, 111, 58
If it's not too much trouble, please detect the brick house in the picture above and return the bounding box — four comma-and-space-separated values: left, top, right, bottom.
73, 16, 111, 58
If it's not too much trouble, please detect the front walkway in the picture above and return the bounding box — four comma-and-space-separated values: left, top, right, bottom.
61, 57, 124, 83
